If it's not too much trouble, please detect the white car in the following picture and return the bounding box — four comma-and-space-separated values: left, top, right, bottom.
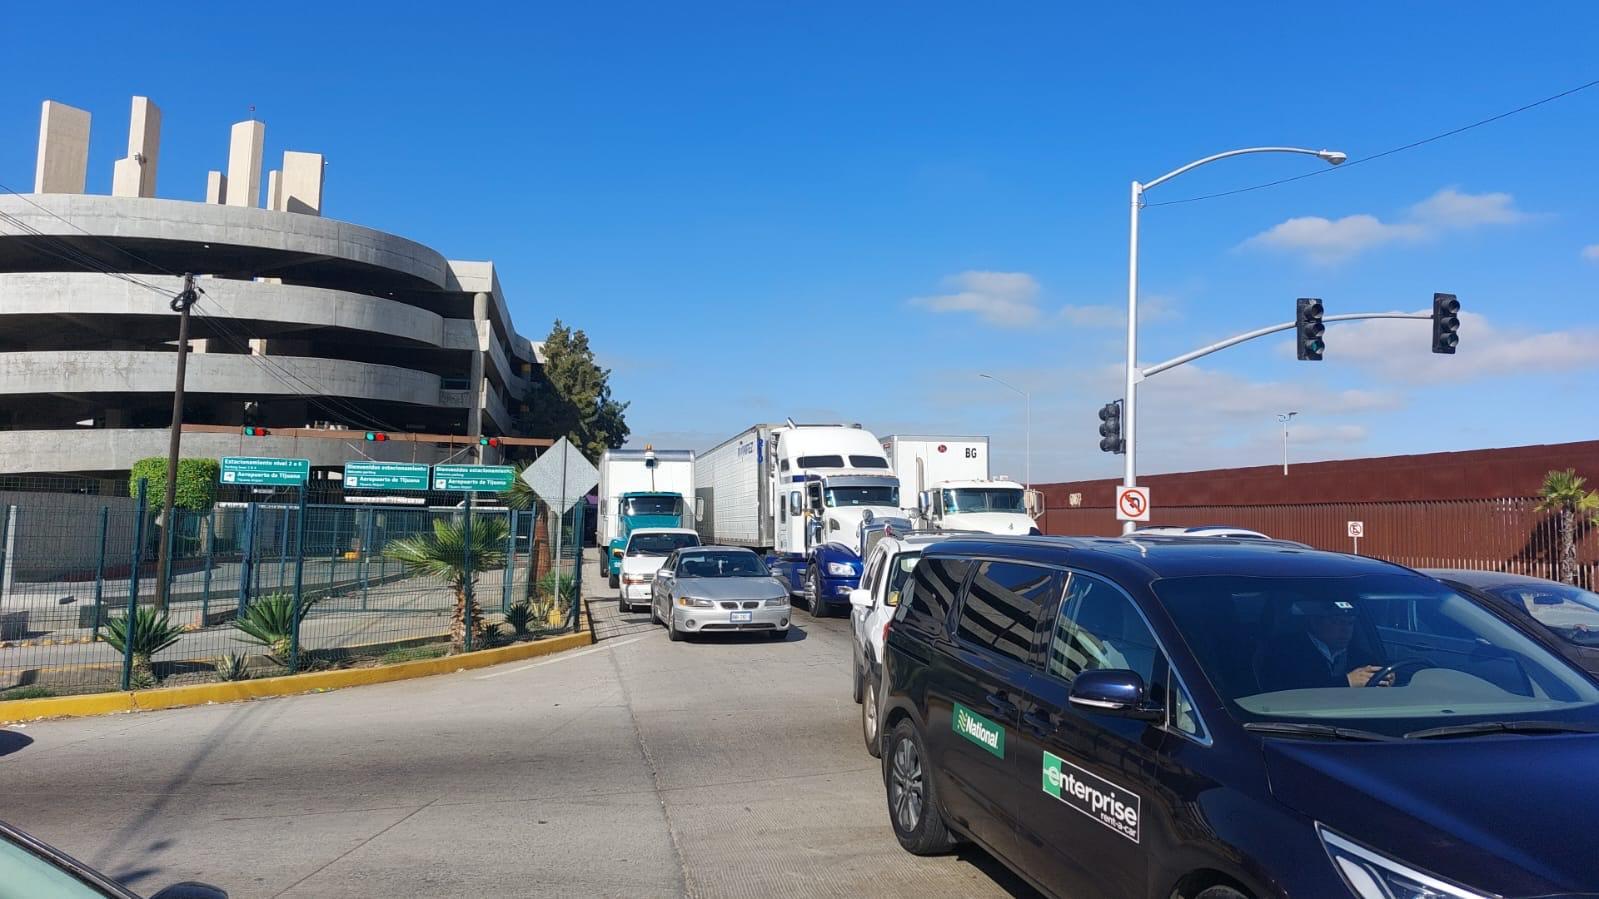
848, 530, 944, 757
618, 527, 701, 612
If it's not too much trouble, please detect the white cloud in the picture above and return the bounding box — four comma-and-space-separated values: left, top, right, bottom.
1241, 188, 1529, 264
1058, 294, 1181, 329
1291, 309, 1599, 381
1409, 187, 1526, 228
909, 270, 1042, 328
1582, 244, 1599, 262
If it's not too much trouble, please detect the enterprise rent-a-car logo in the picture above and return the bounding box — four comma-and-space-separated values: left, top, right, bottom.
1043, 752, 1140, 843
952, 702, 1005, 759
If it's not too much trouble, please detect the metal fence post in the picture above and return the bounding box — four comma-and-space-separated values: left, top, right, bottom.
121, 479, 149, 691
201, 509, 216, 621
277, 506, 290, 594
462, 493, 474, 652
570, 500, 585, 633
360, 507, 374, 609
238, 502, 258, 616
502, 507, 515, 612
91, 505, 109, 639
522, 509, 537, 602
289, 487, 308, 673
0, 505, 16, 605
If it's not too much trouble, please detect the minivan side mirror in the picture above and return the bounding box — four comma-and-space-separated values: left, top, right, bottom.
1068, 670, 1162, 720
849, 588, 872, 610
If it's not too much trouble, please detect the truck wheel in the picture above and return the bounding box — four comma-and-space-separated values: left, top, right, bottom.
808, 566, 828, 619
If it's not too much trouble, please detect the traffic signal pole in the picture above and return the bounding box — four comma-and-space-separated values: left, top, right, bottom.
155, 274, 199, 610
1137, 311, 1433, 380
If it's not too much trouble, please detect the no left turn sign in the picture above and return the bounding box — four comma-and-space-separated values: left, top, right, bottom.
1116, 485, 1151, 522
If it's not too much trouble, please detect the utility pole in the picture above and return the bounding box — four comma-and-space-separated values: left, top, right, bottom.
1278, 411, 1298, 476
155, 273, 199, 610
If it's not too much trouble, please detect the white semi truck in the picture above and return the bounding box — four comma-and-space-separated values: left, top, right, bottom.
880, 434, 1041, 536
598, 447, 696, 587
694, 421, 905, 616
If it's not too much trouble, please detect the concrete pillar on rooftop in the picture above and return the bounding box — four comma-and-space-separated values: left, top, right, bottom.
111, 96, 161, 198
205, 171, 226, 204
34, 101, 91, 194
281, 151, 324, 215
225, 120, 265, 207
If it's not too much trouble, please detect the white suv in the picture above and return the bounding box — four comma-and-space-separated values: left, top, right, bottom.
848, 531, 944, 757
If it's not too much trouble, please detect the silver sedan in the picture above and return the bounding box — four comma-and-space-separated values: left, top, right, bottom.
651, 546, 791, 641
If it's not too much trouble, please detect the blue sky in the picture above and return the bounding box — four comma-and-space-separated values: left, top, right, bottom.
5, 2, 1597, 482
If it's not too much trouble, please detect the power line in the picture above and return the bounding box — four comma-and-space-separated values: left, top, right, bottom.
0, 180, 187, 279
1144, 76, 1599, 207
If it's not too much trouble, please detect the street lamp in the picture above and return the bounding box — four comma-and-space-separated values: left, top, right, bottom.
1121, 146, 1345, 532
1277, 411, 1299, 476
978, 373, 1030, 491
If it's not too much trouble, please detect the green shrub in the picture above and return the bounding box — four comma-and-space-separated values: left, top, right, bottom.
213, 653, 250, 682
0, 686, 55, 701
232, 593, 321, 669
503, 600, 536, 636
101, 607, 186, 681
538, 571, 576, 601
128, 458, 220, 513
379, 645, 448, 665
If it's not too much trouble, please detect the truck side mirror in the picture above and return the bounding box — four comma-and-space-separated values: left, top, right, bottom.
695, 498, 704, 523
788, 492, 803, 516
1025, 489, 1044, 519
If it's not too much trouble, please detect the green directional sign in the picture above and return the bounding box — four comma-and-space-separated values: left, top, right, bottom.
432, 464, 516, 492
220, 456, 310, 487
343, 461, 430, 491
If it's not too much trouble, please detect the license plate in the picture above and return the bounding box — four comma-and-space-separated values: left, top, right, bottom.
730, 611, 753, 623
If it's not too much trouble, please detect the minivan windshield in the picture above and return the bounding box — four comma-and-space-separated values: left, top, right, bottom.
944, 488, 1025, 514
1482, 581, 1599, 647
626, 532, 699, 556
1154, 573, 1599, 737
675, 551, 769, 578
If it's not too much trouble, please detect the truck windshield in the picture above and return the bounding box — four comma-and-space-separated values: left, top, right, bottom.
627, 533, 700, 556
624, 496, 682, 517
944, 488, 1025, 513
826, 485, 898, 507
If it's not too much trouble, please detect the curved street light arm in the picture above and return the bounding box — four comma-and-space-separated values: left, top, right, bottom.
1137, 312, 1429, 381
1142, 147, 1343, 193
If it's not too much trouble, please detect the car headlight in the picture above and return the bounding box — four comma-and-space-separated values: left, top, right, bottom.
825, 562, 856, 577
676, 596, 715, 609
765, 596, 789, 607
1319, 826, 1489, 899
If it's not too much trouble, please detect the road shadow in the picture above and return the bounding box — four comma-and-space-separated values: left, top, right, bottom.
0, 729, 34, 757
954, 846, 1046, 898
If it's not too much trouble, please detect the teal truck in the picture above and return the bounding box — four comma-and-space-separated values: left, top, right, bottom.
598, 447, 696, 588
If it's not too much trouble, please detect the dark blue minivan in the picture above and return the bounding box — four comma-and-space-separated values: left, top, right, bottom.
879, 535, 1599, 899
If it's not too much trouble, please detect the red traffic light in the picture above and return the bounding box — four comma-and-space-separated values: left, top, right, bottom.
243, 426, 269, 437
365, 431, 388, 442
479, 436, 500, 448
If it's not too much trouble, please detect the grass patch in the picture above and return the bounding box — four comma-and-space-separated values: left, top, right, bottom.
378, 645, 449, 666
0, 686, 57, 702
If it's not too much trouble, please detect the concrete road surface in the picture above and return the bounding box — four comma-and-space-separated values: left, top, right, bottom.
0, 557, 1038, 898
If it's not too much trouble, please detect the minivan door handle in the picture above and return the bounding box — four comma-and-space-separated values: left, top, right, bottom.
1023, 709, 1060, 737
984, 692, 1018, 718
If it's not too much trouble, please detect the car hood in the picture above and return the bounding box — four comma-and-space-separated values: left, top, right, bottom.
677, 576, 787, 601
621, 556, 669, 576
940, 511, 1034, 535
1264, 734, 1599, 897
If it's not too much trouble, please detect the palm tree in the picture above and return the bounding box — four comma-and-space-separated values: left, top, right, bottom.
1536, 469, 1599, 585
501, 461, 552, 589
384, 516, 510, 653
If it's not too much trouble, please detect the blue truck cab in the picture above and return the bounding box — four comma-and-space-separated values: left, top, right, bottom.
605, 491, 690, 586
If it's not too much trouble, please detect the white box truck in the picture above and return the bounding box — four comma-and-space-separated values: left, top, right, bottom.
598, 447, 695, 587
880, 435, 1040, 536
695, 421, 905, 616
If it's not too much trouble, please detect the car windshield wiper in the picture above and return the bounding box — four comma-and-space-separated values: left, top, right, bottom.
1242, 721, 1396, 742
1403, 720, 1599, 740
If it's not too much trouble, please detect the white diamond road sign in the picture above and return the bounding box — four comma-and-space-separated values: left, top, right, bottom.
521, 437, 599, 512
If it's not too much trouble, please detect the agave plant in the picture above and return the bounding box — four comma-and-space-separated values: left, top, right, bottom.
213, 652, 250, 682
384, 516, 509, 653
232, 593, 321, 669
101, 606, 186, 683
503, 599, 536, 637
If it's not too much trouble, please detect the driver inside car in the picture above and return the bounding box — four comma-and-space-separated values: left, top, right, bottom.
1257, 599, 1394, 689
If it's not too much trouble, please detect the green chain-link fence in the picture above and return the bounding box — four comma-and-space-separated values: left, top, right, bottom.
0, 479, 586, 698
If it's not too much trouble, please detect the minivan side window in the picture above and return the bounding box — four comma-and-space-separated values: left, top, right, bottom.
906, 557, 971, 632
956, 561, 1062, 664
1047, 573, 1161, 686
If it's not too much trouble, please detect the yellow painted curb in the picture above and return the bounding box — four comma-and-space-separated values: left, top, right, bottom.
0, 631, 594, 725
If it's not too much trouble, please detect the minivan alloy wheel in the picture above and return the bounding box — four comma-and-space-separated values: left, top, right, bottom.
890, 734, 924, 832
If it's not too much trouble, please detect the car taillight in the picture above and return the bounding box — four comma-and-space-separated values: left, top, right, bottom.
881, 620, 892, 644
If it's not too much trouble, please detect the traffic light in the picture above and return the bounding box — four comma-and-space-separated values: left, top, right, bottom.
479, 436, 500, 448
242, 425, 269, 437
1431, 292, 1460, 354
1098, 400, 1124, 454
364, 431, 387, 442
1296, 297, 1325, 361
